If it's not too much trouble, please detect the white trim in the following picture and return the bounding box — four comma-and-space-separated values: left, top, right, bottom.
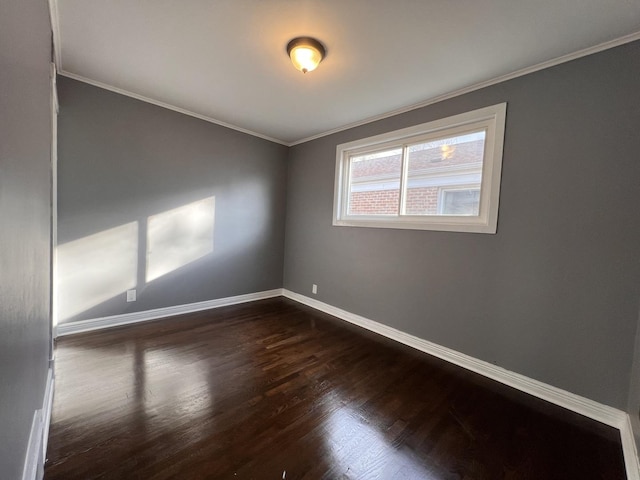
57, 71, 288, 146
21, 368, 54, 480
46, 290, 640, 477
290, 31, 640, 146
47, 0, 62, 70
333, 104, 505, 234
53, 32, 640, 148
621, 414, 640, 480
22, 410, 43, 480
42, 368, 55, 464
50, 62, 59, 342
282, 289, 619, 423
281, 289, 640, 479
56, 289, 283, 336
50, 63, 59, 114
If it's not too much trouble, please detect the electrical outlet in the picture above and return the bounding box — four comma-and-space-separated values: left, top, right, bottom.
126, 289, 136, 302
312, 284, 318, 295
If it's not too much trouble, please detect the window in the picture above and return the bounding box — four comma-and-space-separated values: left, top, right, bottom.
438, 187, 481, 215
333, 103, 507, 233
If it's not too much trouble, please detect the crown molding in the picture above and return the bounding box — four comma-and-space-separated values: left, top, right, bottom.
54, 28, 640, 147
289, 31, 640, 146
57, 71, 290, 146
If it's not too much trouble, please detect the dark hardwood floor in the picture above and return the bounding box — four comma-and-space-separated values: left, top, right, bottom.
45, 297, 626, 479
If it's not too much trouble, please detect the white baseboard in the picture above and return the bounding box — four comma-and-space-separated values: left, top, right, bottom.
42, 368, 54, 464
621, 414, 640, 480
22, 410, 43, 480
48, 287, 640, 478
56, 289, 284, 336
282, 289, 640, 480
22, 367, 54, 480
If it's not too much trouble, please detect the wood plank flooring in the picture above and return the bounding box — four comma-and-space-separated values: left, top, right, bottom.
45, 298, 626, 479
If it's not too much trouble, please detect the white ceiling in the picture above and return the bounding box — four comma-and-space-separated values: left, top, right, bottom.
53, 0, 640, 145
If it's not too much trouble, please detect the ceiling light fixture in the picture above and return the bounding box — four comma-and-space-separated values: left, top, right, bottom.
287, 37, 325, 74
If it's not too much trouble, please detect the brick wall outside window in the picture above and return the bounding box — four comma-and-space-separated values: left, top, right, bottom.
348, 139, 483, 215
406, 187, 439, 215
349, 189, 400, 215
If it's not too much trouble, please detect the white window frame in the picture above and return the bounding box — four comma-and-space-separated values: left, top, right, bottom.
333, 103, 507, 234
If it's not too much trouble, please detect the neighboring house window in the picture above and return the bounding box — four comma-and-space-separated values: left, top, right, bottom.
333, 103, 507, 233
438, 187, 481, 215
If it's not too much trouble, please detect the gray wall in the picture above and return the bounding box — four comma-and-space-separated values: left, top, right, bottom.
628, 308, 640, 451
283, 41, 640, 409
0, 0, 53, 478
57, 78, 288, 324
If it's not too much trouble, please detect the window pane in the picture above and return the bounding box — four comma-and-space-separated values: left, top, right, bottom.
404, 131, 485, 216
348, 148, 402, 215
441, 189, 480, 215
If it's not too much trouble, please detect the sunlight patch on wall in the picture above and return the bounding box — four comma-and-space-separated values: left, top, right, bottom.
146, 196, 215, 282
57, 222, 138, 323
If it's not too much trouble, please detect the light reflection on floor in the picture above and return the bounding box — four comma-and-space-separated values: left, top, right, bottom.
325, 406, 439, 479
52, 341, 216, 445
51, 343, 137, 422
141, 348, 213, 418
